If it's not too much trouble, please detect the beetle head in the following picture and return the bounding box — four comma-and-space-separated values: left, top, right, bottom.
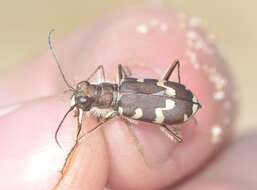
73, 81, 94, 111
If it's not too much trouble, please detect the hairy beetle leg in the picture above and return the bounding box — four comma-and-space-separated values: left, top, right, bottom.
54, 140, 79, 189
160, 125, 184, 143
121, 117, 148, 165
162, 60, 181, 83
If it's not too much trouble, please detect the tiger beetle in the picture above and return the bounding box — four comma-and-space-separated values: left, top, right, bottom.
48, 30, 202, 150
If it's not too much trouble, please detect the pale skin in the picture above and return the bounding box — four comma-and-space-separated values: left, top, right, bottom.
0, 8, 256, 190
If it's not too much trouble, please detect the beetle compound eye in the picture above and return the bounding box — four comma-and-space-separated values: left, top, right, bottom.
79, 96, 87, 103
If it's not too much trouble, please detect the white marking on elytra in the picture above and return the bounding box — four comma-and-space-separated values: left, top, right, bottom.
0, 104, 22, 117
183, 114, 189, 121
211, 125, 223, 144
192, 96, 198, 103
192, 103, 199, 114
155, 99, 176, 123
157, 80, 176, 96
132, 108, 143, 119
137, 79, 144, 82
136, 24, 149, 34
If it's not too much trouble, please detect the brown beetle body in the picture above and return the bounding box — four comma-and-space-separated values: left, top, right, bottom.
73, 77, 201, 127
65, 61, 202, 146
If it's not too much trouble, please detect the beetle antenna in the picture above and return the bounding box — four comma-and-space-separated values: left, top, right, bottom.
48, 29, 75, 91
55, 104, 77, 148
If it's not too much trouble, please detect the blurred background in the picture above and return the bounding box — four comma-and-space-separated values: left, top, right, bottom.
0, 0, 256, 133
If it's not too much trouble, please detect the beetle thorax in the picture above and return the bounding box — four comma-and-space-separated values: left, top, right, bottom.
72, 81, 118, 112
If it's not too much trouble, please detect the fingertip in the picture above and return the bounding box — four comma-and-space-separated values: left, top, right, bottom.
55, 117, 109, 190
0, 95, 108, 190
54, 133, 109, 190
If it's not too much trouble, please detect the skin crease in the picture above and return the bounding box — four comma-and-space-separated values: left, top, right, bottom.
1, 7, 256, 190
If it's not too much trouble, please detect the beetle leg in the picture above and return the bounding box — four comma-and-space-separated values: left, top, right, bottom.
58, 140, 78, 174
121, 117, 147, 164
56, 112, 116, 186
86, 65, 106, 83
162, 60, 181, 83
76, 108, 84, 139
123, 65, 132, 77
57, 108, 83, 176
54, 140, 79, 188
192, 116, 198, 126
160, 125, 183, 143
78, 111, 117, 142
118, 64, 131, 83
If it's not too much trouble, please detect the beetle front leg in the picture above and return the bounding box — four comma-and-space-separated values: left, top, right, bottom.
55, 112, 116, 188
162, 60, 181, 83
159, 125, 183, 143
78, 111, 117, 142
54, 140, 79, 189
76, 108, 84, 139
